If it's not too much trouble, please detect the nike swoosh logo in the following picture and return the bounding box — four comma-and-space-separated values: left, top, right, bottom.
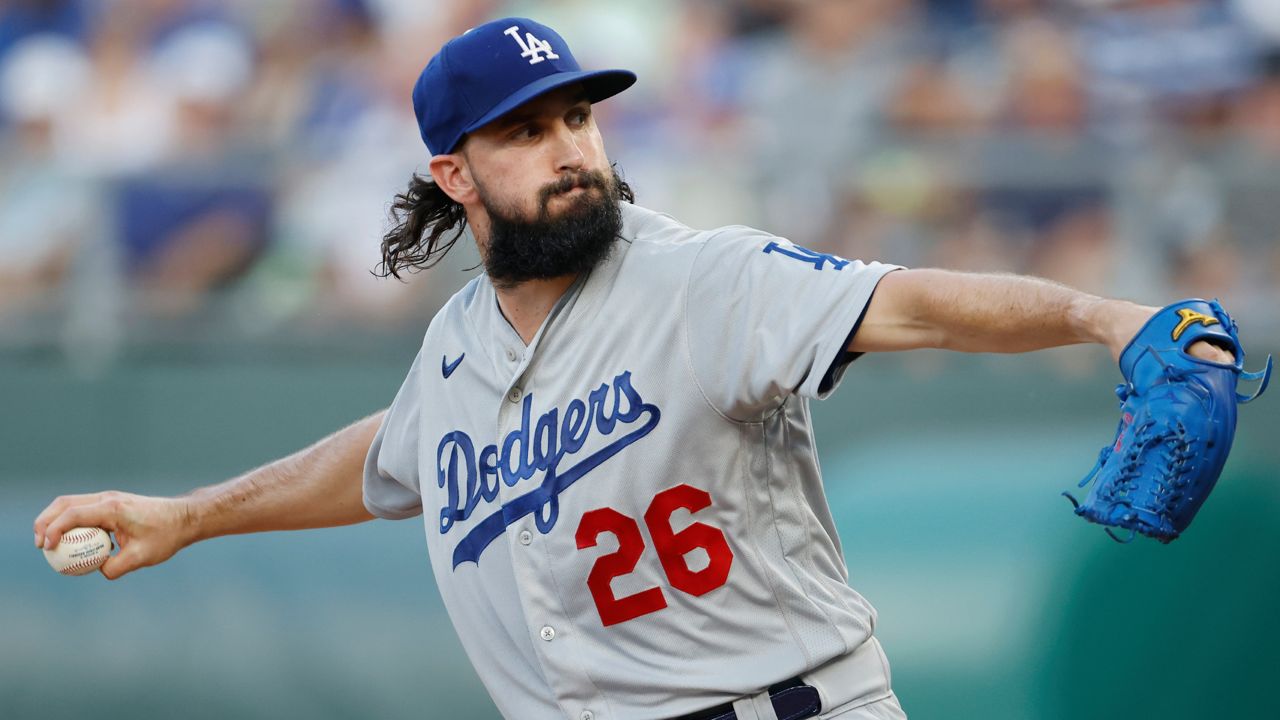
442, 353, 465, 379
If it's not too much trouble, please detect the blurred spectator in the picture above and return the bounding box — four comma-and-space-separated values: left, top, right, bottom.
1114, 47, 1280, 325
1196, 50, 1280, 308
1235, 0, 1280, 48
606, 0, 758, 230
0, 33, 99, 318
721, 0, 792, 38
269, 109, 435, 327
979, 16, 1114, 294
243, 0, 450, 327
921, 0, 982, 30
113, 21, 272, 317
827, 52, 985, 268
740, 0, 923, 244
291, 0, 383, 156
1230, 50, 1280, 153
1079, 0, 1261, 135
58, 10, 176, 175
0, 0, 91, 64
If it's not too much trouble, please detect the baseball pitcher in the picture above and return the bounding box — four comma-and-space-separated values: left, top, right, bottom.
34, 18, 1269, 720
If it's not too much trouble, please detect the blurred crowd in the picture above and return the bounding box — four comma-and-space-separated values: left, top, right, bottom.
1, 0, 1279, 354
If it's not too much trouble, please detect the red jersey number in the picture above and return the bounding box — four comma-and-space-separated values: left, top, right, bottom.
575, 508, 668, 627
574, 484, 734, 627
644, 484, 734, 597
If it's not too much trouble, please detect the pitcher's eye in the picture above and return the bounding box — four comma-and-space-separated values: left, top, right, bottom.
509, 124, 538, 142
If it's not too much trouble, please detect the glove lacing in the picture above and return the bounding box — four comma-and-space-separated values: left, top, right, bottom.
1064, 355, 1204, 544
1064, 424, 1148, 544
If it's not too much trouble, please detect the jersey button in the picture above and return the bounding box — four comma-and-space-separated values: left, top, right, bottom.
505, 348, 518, 362
580, 712, 594, 720
518, 530, 533, 545
508, 387, 523, 403
539, 625, 556, 642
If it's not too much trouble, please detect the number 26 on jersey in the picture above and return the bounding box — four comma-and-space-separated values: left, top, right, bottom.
575, 484, 734, 627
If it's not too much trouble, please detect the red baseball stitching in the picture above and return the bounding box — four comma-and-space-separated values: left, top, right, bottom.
59, 554, 107, 575
62, 528, 102, 544
55, 529, 110, 574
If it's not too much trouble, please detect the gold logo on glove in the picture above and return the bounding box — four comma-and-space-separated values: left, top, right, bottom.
1172, 308, 1219, 341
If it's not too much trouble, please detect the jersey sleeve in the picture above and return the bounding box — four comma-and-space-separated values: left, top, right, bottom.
685, 228, 902, 421
362, 350, 425, 520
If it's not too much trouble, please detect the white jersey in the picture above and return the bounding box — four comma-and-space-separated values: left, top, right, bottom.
363, 203, 901, 720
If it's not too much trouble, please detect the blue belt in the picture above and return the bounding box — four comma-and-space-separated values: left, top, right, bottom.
672, 677, 821, 720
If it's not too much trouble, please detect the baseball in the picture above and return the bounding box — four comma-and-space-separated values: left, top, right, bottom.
43, 527, 113, 576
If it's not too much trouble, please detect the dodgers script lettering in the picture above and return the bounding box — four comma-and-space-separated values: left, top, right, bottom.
437, 371, 661, 568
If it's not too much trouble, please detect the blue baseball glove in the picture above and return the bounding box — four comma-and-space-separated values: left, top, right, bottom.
1065, 299, 1272, 543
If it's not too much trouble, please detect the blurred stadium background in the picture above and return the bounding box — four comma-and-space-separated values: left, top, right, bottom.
2, 0, 1278, 718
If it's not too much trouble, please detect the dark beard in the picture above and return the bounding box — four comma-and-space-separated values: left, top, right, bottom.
478, 168, 624, 288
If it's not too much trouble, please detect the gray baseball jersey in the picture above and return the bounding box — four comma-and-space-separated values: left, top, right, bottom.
363, 202, 901, 720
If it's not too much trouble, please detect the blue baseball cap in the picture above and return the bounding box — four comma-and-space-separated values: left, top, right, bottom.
412, 17, 637, 155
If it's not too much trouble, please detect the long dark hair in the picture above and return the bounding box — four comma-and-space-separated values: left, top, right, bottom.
378, 167, 635, 279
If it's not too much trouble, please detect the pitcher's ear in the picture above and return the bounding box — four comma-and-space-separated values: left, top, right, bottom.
429, 152, 478, 205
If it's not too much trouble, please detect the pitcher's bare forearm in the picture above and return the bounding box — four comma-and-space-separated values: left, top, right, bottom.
851, 270, 1145, 356
184, 411, 382, 543
34, 411, 384, 579
850, 270, 1234, 364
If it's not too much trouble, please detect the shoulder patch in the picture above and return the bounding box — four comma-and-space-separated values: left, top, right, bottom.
762, 241, 851, 272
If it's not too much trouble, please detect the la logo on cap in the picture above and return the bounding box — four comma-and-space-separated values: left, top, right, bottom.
411, 17, 636, 154
504, 25, 560, 65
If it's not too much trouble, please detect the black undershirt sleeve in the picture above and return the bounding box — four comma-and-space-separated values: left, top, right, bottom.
816, 287, 877, 396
